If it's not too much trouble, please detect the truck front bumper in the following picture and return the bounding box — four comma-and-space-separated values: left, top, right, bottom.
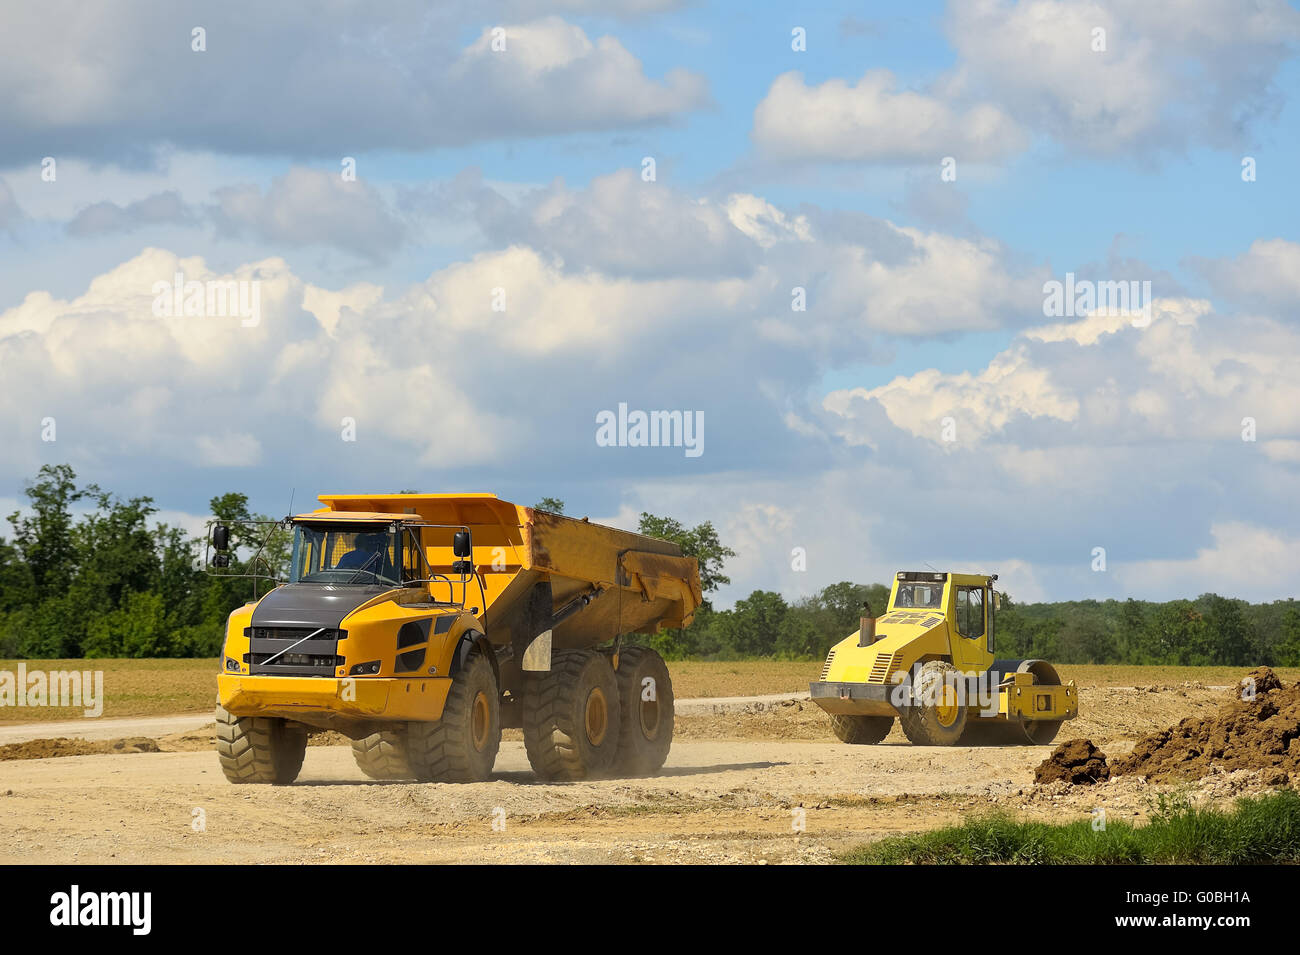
217, 673, 451, 727
808, 680, 899, 716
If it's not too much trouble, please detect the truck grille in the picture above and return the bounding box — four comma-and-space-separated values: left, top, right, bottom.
819, 650, 836, 681
868, 650, 904, 684
247, 628, 345, 677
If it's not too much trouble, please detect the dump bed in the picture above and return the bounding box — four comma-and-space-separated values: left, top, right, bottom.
309, 493, 703, 651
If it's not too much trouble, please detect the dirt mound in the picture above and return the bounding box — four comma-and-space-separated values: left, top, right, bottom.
1113, 667, 1300, 782
0, 736, 160, 761
1034, 739, 1110, 785
1234, 665, 1284, 697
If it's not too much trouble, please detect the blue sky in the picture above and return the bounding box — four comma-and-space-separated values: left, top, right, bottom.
2, 0, 1299, 608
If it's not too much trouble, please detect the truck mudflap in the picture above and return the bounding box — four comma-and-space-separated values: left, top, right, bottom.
218, 673, 452, 727
808, 680, 898, 717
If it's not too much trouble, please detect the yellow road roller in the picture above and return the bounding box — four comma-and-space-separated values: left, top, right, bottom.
809, 570, 1077, 745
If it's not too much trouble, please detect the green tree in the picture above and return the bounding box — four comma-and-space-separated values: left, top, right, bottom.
84, 590, 170, 657
0, 536, 35, 613
637, 513, 736, 594
1199, 594, 1256, 667
1273, 607, 1300, 667
535, 497, 565, 514
1055, 616, 1115, 664
714, 590, 789, 656
7, 464, 95, 596
1145, 600, 1207, 664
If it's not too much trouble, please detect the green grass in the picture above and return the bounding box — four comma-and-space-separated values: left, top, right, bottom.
839, 789, 1300, 865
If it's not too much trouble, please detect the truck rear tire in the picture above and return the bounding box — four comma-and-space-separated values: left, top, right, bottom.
830, 713, 894, 744
613, 646, 674, 776
351, 728, 417, 780
523, 648, 622, 781
898, 660, 968, 746
216, 704, 307, 784
407, 645, 501, 782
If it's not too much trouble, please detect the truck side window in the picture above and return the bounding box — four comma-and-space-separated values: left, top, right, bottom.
957, 587, 984, 639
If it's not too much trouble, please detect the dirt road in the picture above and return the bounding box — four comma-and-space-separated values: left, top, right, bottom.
0, 693, 809, 746
0, 738, 1052, 864
0, 679, 1270, 864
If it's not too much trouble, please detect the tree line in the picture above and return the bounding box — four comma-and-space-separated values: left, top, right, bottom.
1, 467, 1298, 665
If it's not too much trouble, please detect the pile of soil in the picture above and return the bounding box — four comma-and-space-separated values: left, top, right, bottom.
1112, 667, 1300, 782
1034, 738, 1110, 785
0, 736, 159, 761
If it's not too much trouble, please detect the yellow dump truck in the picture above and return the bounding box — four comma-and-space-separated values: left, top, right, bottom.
211, 494, 701, 784
810, 571, 1077, 745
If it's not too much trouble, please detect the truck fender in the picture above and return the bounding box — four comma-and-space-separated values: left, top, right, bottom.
450, 631, 497, 683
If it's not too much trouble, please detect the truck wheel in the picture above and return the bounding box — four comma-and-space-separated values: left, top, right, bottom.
216, 704, 307, 784
523, 648, 622, 781
898, 660, 968, 746
351, 728, 416, 780
613, 646, 674, 776
408, 645, 501, 782
830, 713, 893, 744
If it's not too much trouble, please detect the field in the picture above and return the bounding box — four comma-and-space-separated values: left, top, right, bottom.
3, 658, 1294, 723
2, 661, 1296, 864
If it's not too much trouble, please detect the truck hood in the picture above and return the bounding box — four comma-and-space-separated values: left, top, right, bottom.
250, 584, 389, 631
867, 609, 950, 656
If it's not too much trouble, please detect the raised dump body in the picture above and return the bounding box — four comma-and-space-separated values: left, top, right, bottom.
315, 493, 703, 654
213, 493, 700, 785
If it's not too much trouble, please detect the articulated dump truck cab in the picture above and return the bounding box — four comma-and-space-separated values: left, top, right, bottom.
809, 571, 1077, 746
214, 494, 702, 784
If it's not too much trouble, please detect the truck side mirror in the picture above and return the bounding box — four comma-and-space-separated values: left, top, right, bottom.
452, 559, 473, 576
452, 530, 471, 558
994, 592, 1001, 610
212, 524, 230, 552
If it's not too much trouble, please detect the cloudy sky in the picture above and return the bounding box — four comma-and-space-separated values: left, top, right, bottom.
2, 0, 1299, 607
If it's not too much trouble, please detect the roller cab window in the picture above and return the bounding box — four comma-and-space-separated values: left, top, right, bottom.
956, 586, 985, 639
894, 583, 944, 609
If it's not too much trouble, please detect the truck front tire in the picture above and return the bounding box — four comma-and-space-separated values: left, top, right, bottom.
523, 648, 622, 781
352, 646, 502, 783
216, 704, 307, 784
408, 645, 501, 782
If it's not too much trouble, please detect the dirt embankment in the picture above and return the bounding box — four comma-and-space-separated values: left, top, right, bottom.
1036, 668, 1300, 787
1035, 739, 1110, 785
1111, 667, 1300, 782
0, 736, 162, 760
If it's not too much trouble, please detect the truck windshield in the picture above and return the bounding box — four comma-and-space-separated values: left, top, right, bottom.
290, 523, 400, 586
893, 583, 945, 609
